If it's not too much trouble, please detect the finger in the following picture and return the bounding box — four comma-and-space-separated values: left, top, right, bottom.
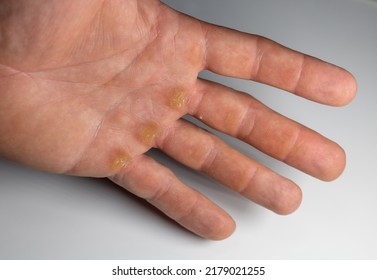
108, 155, 235, 240
201, 22, 357, 106
159, 120, 302, 215
193, 79, 345, 181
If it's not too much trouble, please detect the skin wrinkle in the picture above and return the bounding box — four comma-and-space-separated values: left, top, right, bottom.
6, 73, 44, 110
250, 35, 264, 80
239, 167, 293, 214
136, 0, 161, 37
71, 2, 135, 64
189, 81, 205, 116
292, 53, 306, 94
250, 36, 306, 93
239, 166, 260, 196
145, 170, 175, 203
28, 71, 116, 100
200, 22, 210, 71
26, 45, 142, 76
135, 0, 146, 34
74, 1, 106, 55
64, 96, 125, 175
115, 32, 172, 89
155, 121, 176, 151
21, 6, 158, 75
175, 192, 200, 222
30, 76, 105, 87
111, 153, 142, 184
281, 125, 303, 164
234, 99, 257, 141
3, 74, 72, 125
0, 63, 22, 77
172, 20, 180, 62
102, 45, 150, 87
33, 4, 104, 71
197, 135, 218, 172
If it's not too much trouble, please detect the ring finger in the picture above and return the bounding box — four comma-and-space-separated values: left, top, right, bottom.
159, 119, 302, 215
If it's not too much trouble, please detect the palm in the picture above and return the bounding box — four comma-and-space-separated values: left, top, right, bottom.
0, 0, 356, 239
0, 0, 199, 174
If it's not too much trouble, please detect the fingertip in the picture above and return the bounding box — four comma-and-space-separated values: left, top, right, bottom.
176, 195, 236, 240
332, 69, 358, 107
188, 213, 236, 241
296, 56, 358, 106
206, 215, 236, 241
273, 180, 303, 216
318, 143, 347, 182
346, 71, 358, 104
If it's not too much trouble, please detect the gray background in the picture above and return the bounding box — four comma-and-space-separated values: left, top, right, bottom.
1, 0, 376, 259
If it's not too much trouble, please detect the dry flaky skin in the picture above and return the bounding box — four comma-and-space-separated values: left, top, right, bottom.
0, 0, 357, 240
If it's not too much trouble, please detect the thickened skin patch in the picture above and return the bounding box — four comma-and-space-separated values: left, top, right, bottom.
110, 150, 131, 171
139, 122, 159, 146
169, 88, 188, 110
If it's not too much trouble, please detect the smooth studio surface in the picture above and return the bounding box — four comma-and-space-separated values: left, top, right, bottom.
1, 0, 376, 259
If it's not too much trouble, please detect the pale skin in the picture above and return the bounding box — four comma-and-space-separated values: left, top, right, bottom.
0, 0, 357, 240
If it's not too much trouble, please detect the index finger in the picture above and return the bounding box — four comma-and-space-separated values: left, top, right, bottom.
201, 22, 357, 106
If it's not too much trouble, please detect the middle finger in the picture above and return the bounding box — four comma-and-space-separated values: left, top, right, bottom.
191, 79, 346, 181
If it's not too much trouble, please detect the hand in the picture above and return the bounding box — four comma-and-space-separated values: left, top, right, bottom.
0, 0, 356, 240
